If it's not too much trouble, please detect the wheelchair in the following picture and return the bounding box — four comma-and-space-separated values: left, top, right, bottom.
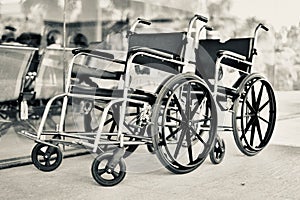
26, 14, 276, 186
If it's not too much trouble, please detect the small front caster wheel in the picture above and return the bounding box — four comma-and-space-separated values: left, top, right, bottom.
209, 136, 225, 164
91, 152, 126, 187
31, 143, 63, 172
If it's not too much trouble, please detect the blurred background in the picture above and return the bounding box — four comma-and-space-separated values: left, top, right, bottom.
0, 0, 299, 90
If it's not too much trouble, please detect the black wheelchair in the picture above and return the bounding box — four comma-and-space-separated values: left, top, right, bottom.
26, 14, 276, 186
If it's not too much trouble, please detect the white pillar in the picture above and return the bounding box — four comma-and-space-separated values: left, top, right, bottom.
96, 0, 103, 41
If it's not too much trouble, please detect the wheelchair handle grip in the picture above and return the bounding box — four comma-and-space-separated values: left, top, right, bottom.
128, 18, 152, 36
137, 18, 152, 26
197, 25, 213, 40
194, 14, 208, 23
205, 25, 213, 31
260, 23, 269, 31
194, 25, 213, 47
251, 23, 269, 60
187, 14, 208, 38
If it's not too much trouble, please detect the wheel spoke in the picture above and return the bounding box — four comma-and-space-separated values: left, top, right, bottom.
185, 84, 192, 118
112, 171, 119, 178
97, 169, 106, 176
256, 84, 264, 110
190, 91, 207, 119
258, 100, 270, 112
166, 127, 181, 140
104, 117, 114, 126
189, 126, 207, 146
250, 119, 256, 146
173, 94, 188, 122
240, 117, 255, 140
258, 116, 270, 124
185, 128, 194, 164
251, 86, 256, 110
190, 102, 202, 119
256, 120, 263, 142
246, 99, 255, 113
46, 147, 55, 155
37, 149, 45, 156
244, 117, 255, 133
45, 159, 51, 167
173, 127, 187, 159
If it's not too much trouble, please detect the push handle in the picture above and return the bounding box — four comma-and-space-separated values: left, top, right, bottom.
137, 18, 151, 26
195, 25, 213, 47
196, 25, 213, 40
128, 18, 152, 35
260, 23, 269, 31
187, 14, 209, 37
254, 23, 269, 39
204, 25, 213, 31
250, 23, 269, 60
194, 14, 208, 23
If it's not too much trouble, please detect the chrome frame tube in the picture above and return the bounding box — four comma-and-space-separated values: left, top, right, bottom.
37, 93, 66, 139
37, 45, 189, 152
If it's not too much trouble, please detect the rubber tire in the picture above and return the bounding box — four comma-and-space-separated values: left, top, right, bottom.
31, 143, 63, 172
209, 136, 225, 164
91, 152, 126, 187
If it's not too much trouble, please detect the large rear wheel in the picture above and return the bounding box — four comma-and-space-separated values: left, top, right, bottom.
232, 74, 276, 156
151, 73, 217, 174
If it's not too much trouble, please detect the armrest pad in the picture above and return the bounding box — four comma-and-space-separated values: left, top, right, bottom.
72, 48, 114, 59
130, 47, 180, 60
217, 50, 246, 61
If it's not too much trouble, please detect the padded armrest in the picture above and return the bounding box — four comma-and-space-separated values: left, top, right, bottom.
72, 48, 114, 59
130, 47, 180, 60
217, 50, 246, 61
72, 63, 123, 80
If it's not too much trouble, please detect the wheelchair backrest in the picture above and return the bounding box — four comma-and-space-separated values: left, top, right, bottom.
196, 38, 253, 79
127, 32, 194, 73
128, 32, 187, 57
34, 47, 73, 99
0, 45, 38, 102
